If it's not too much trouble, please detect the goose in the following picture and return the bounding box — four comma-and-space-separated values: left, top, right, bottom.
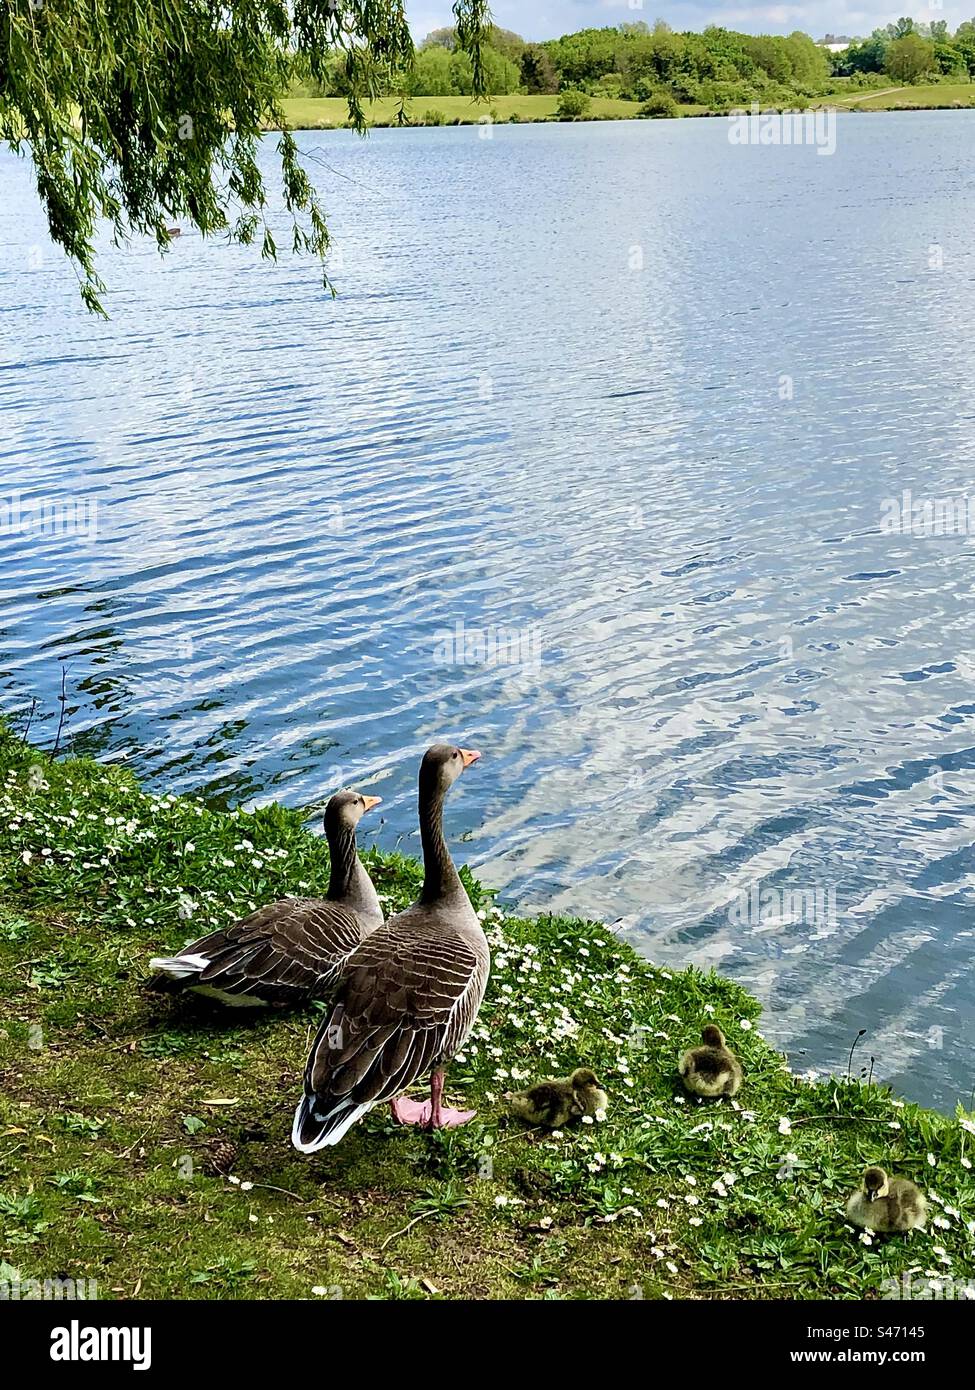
846, 1167, 927, 1233
678, 1025, 743, 1098
148, 789, 383, 1007
507, 1067, 608, 1129
292, 743, 485, 1151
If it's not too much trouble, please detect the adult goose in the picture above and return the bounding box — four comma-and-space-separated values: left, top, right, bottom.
148, 789, 383, 1007
292, 743, 486, 1151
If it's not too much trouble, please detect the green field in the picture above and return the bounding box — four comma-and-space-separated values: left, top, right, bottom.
830, 82, 975, 110
276, 87, 975, 131
2, 721, 974, 1300
278, 93, 654, 128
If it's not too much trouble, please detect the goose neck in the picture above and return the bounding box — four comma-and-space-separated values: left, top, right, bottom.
326, 823, 358, 901
420, 785, 462, 902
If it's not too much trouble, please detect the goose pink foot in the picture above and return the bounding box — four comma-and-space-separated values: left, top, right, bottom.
389, 1096, 477, 1129
390, 1096, 431, 1125
390, 1069, 476, 1130
431, 1104, 477, 1128
427, 1065, 476, 1129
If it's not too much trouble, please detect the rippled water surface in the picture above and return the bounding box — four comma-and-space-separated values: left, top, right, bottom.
3, 113, 975, 1108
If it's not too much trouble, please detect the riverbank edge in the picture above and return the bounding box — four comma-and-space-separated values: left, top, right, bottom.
271, 91, 975, 131
0, 720, 972, 1300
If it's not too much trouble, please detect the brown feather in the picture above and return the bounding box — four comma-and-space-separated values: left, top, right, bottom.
303, 915, 488, 1113
154, 896, 365, 1003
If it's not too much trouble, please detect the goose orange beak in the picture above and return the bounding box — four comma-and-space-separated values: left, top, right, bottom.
460, 748, 481, 768
362, 795, 382, 811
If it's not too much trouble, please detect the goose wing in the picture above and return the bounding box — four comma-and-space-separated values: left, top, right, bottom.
149, 897, 365, 1004
293, 918, 488, 1150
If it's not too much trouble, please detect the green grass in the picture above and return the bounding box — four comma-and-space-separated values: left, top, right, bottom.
276, 94, 674, 129
827, 83, 975, 111
1, 721, 973, 1300
273, 88, 975, 132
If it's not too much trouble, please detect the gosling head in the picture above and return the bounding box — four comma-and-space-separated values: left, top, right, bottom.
701, 1025, 726, 1048
570, 1068, 600, 1090
324, 789, 382, 834
420, 743, 481, 798
862, 1166, 890, 1201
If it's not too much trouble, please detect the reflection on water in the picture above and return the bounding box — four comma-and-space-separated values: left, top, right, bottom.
3, 113, 975, 1108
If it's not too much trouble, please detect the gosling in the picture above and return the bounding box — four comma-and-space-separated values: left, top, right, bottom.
507, 1067, 608, 1129
846, 1167, 926, 1233
678, 1025, 743, 1098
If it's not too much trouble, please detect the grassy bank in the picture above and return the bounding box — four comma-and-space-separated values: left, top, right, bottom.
277, 94, 653, 129
273, 88, 975, 131
1, 722, 973, 1300
825, 82, 975, 111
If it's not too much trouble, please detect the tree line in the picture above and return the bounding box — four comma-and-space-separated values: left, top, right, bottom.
289, 17, 975, 106
837, 19, 975, 83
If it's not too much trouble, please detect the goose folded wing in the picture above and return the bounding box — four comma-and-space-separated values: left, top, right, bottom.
303, 924, 482, 1109
193, 898, 364, 996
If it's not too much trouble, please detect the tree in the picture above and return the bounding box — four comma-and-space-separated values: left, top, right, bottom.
408, 46, 455, 97
447, 47, 519, 94
0, 1, 489, 313
838, 35, 887, 74
422, 27, 459, 51
546, 27, 621, 87
485, 26, 525, 64
520, 45, 558, 94
784, 31, 830, 85
888, 18, 916, 38
932, 39, 964, 76
885, 32, 935, 82
480, 48, 521, 94
954, 33, 975, 78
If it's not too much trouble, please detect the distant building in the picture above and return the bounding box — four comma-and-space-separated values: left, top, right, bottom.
819, 35, 853, 53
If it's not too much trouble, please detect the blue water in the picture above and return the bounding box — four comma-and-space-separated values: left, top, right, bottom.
3, 112, 975, 1109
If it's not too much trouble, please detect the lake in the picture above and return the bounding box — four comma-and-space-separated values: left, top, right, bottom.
3, 111, 975, 1110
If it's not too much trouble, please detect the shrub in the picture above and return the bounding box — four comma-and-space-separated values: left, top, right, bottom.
593, 73, 625, 98
639, 92, 679, 119
421, 108, 447, 125
556, 88, 591, 120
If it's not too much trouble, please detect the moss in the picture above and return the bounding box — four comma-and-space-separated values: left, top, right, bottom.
0, 722, 973, 1300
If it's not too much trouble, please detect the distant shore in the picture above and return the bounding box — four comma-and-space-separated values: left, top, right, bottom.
274, 85, 975, 131
275, 93, 658, 129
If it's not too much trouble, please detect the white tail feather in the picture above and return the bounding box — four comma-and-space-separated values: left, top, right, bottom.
149, 952, 211, 979
291, 1098, 371, 1152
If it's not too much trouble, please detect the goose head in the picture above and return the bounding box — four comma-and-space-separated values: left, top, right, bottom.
419, 743, 481, 799
570, 1067, 600, 1090
862, 1166, 890, 1201
324, 789, 382, 834
701, 1024, 726, 1048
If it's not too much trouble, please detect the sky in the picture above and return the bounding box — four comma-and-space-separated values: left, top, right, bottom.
407, 1, 973, 43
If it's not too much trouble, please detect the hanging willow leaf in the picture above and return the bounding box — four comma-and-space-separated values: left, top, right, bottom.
0, 0, 489, 313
